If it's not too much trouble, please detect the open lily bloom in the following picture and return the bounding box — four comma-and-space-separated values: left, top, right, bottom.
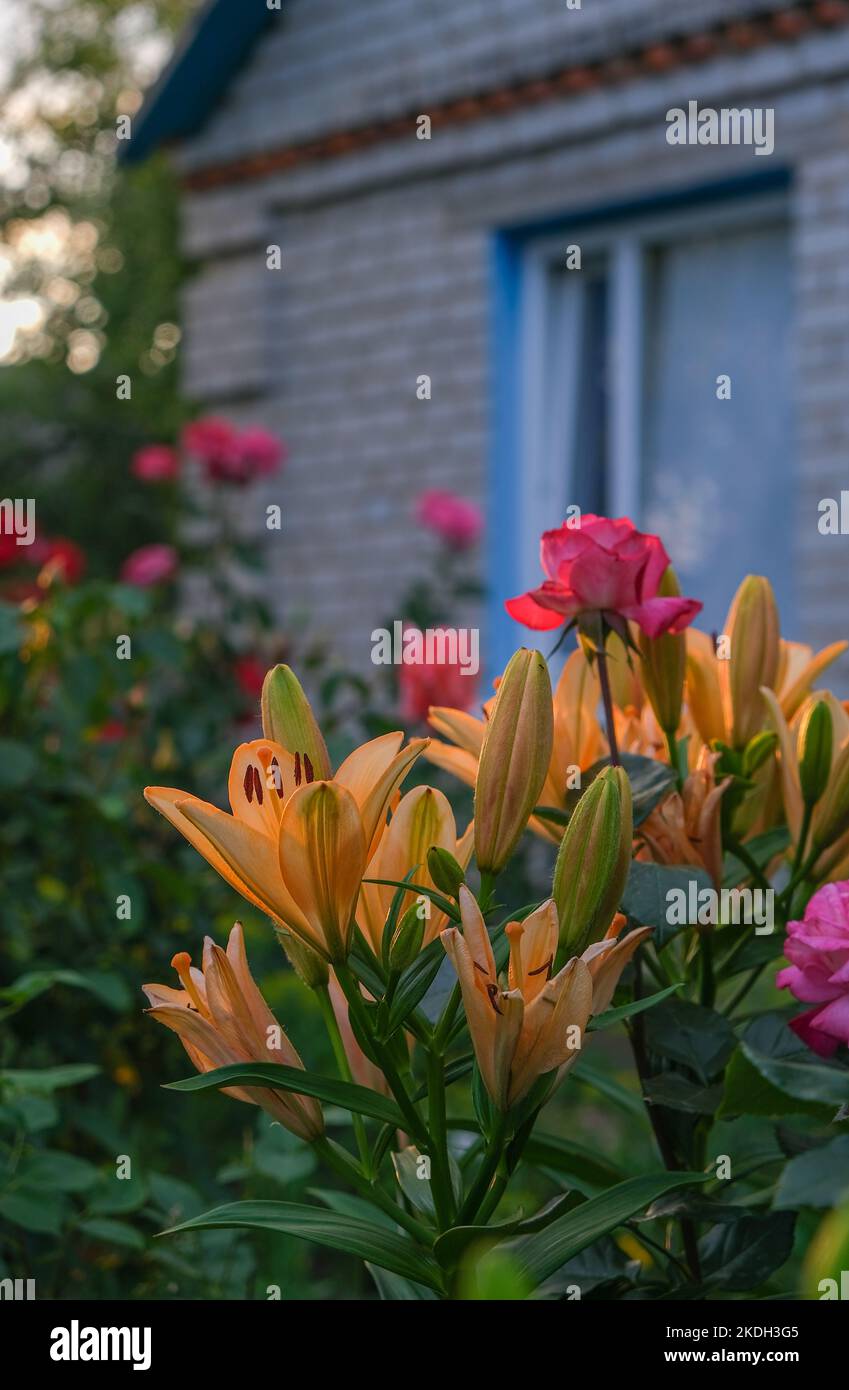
426, 650, 605, 844
146, 713, 427, 961
143, 923, 323, 1141
637, 748, 730, 888
441, 887, 650, 1110
358, 785, 474, 952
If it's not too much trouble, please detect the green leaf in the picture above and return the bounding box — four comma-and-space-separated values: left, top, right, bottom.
20, 1151, 100, 1194
310, 1188, 401, 1231
588, 983, 683, 1031
1, 1064, 99, 1092
484, 1171, 708, 1292
644, 999, 737, 1083
719, 1047, 835, 1122
572, 1057, 647, 1120
362, 877, 460, 923
77, 1217, 146, 1252
434, 1193, 583, 1268
642, 1073, 723, 1114
621, 862, 714, 943
386, 939, 445, 1034
700, 1212, 796, 1291
161, 1199, 444, 1292
739, 1041, 849, 1107
520, 1132, 626, 1193
773, 1137, 849, 1211
0, 968, 130, 1013
722, 827, 790, 887
366, 1264, 439, 1299
392, 1145, 462, 1216
0, 1188, 67, 1234
164, 1063, 407, 1130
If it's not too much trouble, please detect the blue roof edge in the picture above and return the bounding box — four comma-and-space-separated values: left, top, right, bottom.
118, 0, 277, 166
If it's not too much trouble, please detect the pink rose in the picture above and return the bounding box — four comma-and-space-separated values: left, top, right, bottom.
506, 513, 702, 639
416, 490, 482, 549
132, 445, 180, 482
777, 881, 849, 1057
182, 416, 285, 484
237, 427, 286, 479
398, 627, 478, 723
120, 543, 178, 587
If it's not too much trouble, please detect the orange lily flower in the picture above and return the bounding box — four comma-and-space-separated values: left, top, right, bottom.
686, 578, 846, 750
358, 785, 473, 953
763, 689, 849, 881
146, 671, 427, 962
143, 923, 323, 1141
636, 748, 730, 888
441, 887, 650, 1110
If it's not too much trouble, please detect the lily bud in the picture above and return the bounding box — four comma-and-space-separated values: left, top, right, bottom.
725, 576, 780, 747
474, 648, 553, 875
798, 699, 833, 808
553, 765, 632, 956
261, 664, 332, 779
275, 927, 329, 990
638, 566, 686, 735
389, 903, 426, 972
812, 740, 849, 855
427, 845, 466, 898
742, 730, 778, 779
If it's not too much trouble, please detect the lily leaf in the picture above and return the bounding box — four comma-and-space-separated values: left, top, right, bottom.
161, 1199, 444, 1292
434, 1193, 583, 1268
362, 877, 460, 923
478, 1171, 709, 1292
588, 983, 682, 1031
164, 1062, 407, 1129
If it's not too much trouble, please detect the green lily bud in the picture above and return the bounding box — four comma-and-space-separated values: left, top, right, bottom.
427, 845, 466, 898
474, 648, 553, 875
798, 699, 833, 808
553, 765, 633, 956
726, 576, 779, 747
275, 926, 329, 989
261, 664, 332, 779
742, 730, 778, 779
638, 566, 685, 736
389, 903, 426, 973
812, 739, 849, 854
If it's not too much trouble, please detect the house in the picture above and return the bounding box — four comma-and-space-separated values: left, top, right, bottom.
124, 0, 849, 679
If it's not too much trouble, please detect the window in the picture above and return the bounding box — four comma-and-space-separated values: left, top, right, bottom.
515, 193, 795, 637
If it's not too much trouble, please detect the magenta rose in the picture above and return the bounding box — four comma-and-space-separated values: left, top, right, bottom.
777, 881, 849, 1057
237, 427, 286, 479
120, 543, 178, 587
506, 513, 702, 639
132, 445, 180, 482
416, 490, 482, 549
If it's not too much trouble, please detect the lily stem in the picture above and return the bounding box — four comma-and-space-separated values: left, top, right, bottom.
315, 982, 371, 1174
312, 1136, 431, 1245
458, 1109, 509, 1225
334, 961, 429, 1150
426, 1050, 455, 1228
595, 644, 621, 767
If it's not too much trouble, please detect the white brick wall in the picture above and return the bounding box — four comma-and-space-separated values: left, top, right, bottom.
173, 3, 849, 675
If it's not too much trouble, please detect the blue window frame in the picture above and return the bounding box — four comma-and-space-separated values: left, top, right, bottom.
488, 173, 794, 678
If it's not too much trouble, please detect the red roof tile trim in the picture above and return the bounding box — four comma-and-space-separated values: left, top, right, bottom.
180, 1, 849, 192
